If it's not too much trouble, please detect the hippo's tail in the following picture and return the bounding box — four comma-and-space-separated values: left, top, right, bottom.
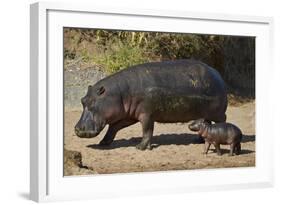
215, 94, 228, 123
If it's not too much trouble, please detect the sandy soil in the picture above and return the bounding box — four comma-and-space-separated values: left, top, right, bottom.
64, 102, 255, 175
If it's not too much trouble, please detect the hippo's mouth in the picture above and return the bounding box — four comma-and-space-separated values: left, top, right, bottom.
75, 129, 100, 138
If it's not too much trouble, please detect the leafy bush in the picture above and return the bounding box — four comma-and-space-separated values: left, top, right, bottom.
92, 41, 150, 74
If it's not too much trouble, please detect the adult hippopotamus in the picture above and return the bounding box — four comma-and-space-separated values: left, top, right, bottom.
74, 60, 228, 150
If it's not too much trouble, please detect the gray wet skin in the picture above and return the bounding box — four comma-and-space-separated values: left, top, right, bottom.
188, 119, 242, 156
75, 60, 228, 150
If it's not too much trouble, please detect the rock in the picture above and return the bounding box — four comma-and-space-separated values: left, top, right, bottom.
64, 66, 107, 109
64, 148, 97, 176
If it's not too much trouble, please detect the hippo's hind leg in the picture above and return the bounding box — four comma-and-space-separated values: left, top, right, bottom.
136, 114, 154, 150
235, 143, 241, 155
214, 143, 222, 156
99, 120, 137, 146
229, 143, 235, 156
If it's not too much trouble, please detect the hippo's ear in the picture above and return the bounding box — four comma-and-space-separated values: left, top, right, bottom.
97, 86, 105, 96
203, 119, 212, 124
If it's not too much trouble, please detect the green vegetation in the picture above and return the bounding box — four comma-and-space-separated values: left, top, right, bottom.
64, 28, 255, 98
63, 29, 223, 74
92, 41, 148, 74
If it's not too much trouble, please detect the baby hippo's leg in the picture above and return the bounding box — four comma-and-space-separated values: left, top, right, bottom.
204, 141, 211, 154
229, 143, 235, 156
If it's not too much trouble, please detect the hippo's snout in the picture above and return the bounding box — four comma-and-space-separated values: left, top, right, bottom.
188, 120, 202, 132
75, 128, 99, 138
74, 124, 99, 138
74, 106, 101, 138
188, 123, 199, 131
74, 125, 82, 136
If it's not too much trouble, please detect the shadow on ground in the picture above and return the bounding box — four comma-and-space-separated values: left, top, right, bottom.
242, 134, 255, 143
208, 148, 255, 155
87, 133, 255, 151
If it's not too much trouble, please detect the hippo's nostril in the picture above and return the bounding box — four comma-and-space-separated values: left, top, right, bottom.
75, 124, 85, 131
74, 126, 81, 135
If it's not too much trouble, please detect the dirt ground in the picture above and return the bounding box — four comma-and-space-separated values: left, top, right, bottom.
64, 102, 255, 175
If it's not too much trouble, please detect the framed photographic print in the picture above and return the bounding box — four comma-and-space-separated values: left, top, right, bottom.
30, 2, 274, 202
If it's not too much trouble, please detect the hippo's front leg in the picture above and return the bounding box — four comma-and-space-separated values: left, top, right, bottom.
204, 141, 211, 154
136, 114, 154, 150
99, 120, 137, 146
197, 120, 211, 144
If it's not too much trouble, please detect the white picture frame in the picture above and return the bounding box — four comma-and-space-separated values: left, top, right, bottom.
30, 2, 274, 202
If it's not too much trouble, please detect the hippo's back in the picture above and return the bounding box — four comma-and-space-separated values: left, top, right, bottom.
101, 60, 228, 123
121, 60, 224, 94
119, 60, 226, 100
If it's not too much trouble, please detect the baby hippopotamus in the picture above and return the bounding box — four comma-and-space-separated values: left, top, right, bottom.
188, 119, 242, 156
